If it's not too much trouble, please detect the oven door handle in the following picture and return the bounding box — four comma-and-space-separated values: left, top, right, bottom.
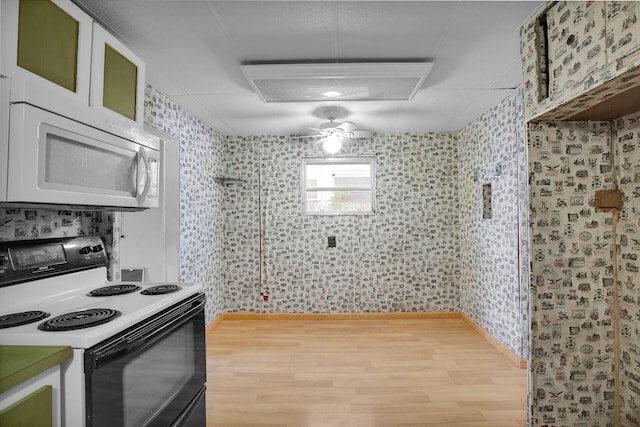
89, 294, 205, 370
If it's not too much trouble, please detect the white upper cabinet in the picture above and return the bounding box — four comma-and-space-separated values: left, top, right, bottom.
1, 0, 93, 106
90, 24, 145, 128
1, 0, 145, 128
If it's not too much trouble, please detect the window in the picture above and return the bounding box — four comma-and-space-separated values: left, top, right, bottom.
301, 157, 375, 215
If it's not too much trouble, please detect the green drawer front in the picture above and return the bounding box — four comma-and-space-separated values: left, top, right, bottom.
0, 385, 52, 427
17, 0, 79, 93
103, 44, 138, 121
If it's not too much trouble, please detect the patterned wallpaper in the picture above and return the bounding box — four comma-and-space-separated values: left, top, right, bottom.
527, 112, 640, 426
222, 133, 463, 314
528, 120, 618, 425
144, 85, 226, 324
614, 112, 640, 426
458, 89, 530, 358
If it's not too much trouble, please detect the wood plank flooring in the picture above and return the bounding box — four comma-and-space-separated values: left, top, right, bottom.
205, 318, 527, 427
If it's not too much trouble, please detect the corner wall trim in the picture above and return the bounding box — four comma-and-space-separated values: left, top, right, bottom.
205, 311, 527, 369
458, 313, 528, 369
222, 311, 460, 321
205, 312, 226, 333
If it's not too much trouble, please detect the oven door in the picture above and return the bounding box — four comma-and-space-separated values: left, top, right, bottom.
84, 293, 206, 427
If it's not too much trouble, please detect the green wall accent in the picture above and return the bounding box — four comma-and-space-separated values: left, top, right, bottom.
103, 44, 138, 121
17, 0, 79, 93
0, 386, 52, 427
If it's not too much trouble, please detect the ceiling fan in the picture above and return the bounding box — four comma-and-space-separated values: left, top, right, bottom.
302, 108, 373, 153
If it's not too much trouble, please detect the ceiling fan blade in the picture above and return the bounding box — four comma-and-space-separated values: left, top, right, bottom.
297, 134, 324, 139
349, 130, 373, 138
336, 121, 357, 132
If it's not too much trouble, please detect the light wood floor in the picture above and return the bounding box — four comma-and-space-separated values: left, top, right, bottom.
205, 318, 527, 427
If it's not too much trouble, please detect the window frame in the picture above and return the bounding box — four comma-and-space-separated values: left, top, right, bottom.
301, 156, 376, 216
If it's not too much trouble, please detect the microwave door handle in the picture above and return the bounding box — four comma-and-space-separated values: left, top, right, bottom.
136, 148, 152, 206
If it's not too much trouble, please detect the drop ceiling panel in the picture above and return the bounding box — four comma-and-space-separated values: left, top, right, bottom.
190, 92, 317, 136
75, 0, 543, 136
333, 2, 458, 59
445, 89, 515, 131
210, 1, 338, 61
167, 94, 236, 136
389, 89, 485, 132
427, 2, 537, 90
79, 0, 246, 95
490, 61, 525, 91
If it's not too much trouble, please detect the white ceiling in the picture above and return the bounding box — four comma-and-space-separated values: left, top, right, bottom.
75, 0, 543, 136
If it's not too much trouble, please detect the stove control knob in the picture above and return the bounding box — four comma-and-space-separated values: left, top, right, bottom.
80, 246, 92, 255
91, 245, 104, 253
0, 255, 7, 266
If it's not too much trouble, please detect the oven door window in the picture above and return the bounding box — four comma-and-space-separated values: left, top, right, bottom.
86, 306, 206, 427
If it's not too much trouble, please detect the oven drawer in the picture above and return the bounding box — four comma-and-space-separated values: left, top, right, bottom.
171, 386, 206, 427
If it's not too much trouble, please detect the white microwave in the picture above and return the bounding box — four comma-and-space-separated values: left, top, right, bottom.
0, 100, 160, 211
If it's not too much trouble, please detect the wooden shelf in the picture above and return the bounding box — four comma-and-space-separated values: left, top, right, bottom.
568, 84, 640, 122
532, 62, 640, 123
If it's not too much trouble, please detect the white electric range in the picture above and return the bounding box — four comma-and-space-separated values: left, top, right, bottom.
0, 236, 207, 427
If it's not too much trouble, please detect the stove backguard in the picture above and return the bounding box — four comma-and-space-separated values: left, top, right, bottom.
0, 236, 108, 287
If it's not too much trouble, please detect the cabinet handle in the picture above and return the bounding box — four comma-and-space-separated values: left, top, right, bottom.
136, 148, 151, 206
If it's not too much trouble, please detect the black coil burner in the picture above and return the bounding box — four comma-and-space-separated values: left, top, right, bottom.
38, 308, 121, 331
141, 285, 182, 295
89, 284, 141, 297
0, 311, 50, 329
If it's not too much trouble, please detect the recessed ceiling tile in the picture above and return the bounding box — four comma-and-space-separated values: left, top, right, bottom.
443, 89, 515, 131
210, 1, 337, 61
170, 94, 236, 136
334, 2, 458, 58
426, 2, 540, 90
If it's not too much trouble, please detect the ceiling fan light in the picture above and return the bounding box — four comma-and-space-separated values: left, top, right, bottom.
322, 90, 341, 98
322, 137, 342, 154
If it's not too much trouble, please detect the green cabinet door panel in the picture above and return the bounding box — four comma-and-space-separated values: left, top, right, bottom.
0, 386, 52, 427
103, 44, 138, 121
17, 0, 79, 93
0, 346, 72, 394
